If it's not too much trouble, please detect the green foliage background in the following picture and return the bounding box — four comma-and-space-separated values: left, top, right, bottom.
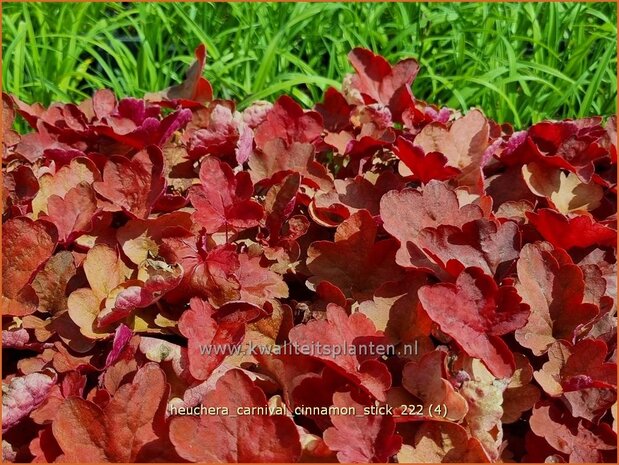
2, 1, 617, 128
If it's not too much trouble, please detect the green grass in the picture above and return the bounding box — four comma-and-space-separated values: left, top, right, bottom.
2, 2, 617, 129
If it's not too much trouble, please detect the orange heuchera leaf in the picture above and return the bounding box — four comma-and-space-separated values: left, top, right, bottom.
67, 244, 131, 339
44, 182, 97, 243
358, 269, 433, 348
402, 350, 469, 422
501, 353, 541, 424
169, 369, 302, 462
459, 358, 509, 461
116, 211, 193, 265
536, 339, 616, 395
288, 303, 392, 401
97, 259, 183, 327
522, 162, 603, 213
514, 242, 599, 355
307, 209, 403, 301
189, 156, 263, 234
82, 243, 131, 302
534, 339, 616, 423
2, 217, 57, 308
31, 157, 100, 216
30, 251, 75, 314
178, 297, 264, 380
248, 139, 334, 192
418, 267, 530, 378
51, 363, 168, 462
323, 391, 402, 463
529, 401, 617, 463
236, 253, 289, 305
310, 171, 404, 227
414, 109, 489, 190
397, 421, 490, 463
93, 147, 165, 219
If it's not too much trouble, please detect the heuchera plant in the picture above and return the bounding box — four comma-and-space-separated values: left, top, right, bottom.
2, 45, 617, 463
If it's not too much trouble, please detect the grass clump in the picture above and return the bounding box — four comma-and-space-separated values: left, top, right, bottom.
2, 1, 616, 128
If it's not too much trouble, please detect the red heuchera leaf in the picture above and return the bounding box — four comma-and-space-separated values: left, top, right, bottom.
3, 165, 39, 214
2, 217, 57, 303
93, 146, 165, 219
145, 44, 213, 105
253, 95, 323, 150
380, 181, 484, 268
501, 119, 609, 183
418, 267, 530, 378
178, 297, 264, 380
310, 172, 404, 227
96, 106, 193, 150
43, 183, 97, 243
395, 136, 460, 183
315, 87, 354, 133
185, 103, 253, 165
323, 391, 402, 462
346, 47, 419, 121
262, 172, 301, 243
529, 401, 617, 462
535, 339, 616, 396
514, 242, 599, 355
288, 303, 392, 401
104, 324, 133, 368
12, 125, 83, 164
51, 363, 168, 462
416, 218, 520, 278
249, 139, 334, 195
307, 209, 403, 300
159, 228, 241, 305
2, 370, 57, 432
169, 369, 302, 462
527, 208, 616, 250
252, 353, 325, 409
189, 156, 263, 234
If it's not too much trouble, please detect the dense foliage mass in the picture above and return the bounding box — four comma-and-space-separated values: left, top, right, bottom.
2, 46, 617, 463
